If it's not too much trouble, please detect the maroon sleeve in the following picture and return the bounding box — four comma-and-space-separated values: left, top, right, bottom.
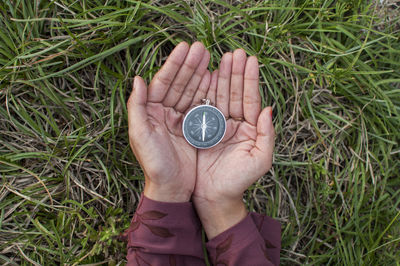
126, 194, 205, 266
206, 212, 281, 266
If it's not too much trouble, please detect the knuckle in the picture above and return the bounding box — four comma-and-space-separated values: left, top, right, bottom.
230, 90, 242, 101
217, 93, 227, 101
126, 97, 134, 108
172, 84, 185, 94
157, 74, 174, 86
184, 86, 196, 96
244, 95, 257, 105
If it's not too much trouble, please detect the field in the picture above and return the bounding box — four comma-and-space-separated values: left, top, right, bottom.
0, 0, 399, 265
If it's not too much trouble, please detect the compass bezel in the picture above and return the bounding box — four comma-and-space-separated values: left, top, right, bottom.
182, 104, 226, 149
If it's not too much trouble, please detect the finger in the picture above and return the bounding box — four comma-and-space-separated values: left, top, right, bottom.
205, 69, 218, 105
190, 70, 211, 109
127, 76, 151, 139
163, 42, 206, 107
216, 52, 232, 117
148, 42, 190, 103
243, 56, 261, 125
229, 49, 246, 119
175, 50, 210, 112
250, 107, 275, 174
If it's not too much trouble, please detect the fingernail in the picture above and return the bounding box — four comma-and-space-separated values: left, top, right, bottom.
133, 76, 138, 89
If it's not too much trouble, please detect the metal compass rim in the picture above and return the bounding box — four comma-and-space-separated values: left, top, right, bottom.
182, 104, 226, 149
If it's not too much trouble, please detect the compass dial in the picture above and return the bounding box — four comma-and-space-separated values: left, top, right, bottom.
183, 105, 226, 149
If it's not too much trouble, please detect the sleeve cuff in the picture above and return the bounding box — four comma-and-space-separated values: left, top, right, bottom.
136, 193, 201, 228
206, 212, 280, 266
127, 193, 204, 259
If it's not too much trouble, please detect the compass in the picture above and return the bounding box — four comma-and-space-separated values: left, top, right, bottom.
183, 99, 226, 149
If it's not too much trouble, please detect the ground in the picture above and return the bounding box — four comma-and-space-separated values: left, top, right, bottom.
0, 0, 399, 265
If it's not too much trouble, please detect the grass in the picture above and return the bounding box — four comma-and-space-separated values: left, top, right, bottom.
0, 0, 399, 265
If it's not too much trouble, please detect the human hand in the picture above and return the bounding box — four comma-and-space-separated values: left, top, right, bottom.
127, 42, 211, 202
193, 49, 275, 238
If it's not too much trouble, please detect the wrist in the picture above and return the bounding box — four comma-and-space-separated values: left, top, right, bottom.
143, 182, 192, 203
193, 196, 248, 239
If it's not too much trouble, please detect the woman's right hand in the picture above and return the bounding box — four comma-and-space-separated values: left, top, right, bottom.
193, 49, 275, 239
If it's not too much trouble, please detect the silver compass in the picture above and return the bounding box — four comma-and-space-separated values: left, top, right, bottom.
182, 99, 226, 149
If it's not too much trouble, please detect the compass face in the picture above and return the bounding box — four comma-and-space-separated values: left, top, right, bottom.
183, 105, 226, 149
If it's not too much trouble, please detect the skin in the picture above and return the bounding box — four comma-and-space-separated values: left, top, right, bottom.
127, 42, 210, 202
193, 50, 275, 239
127, 42, 275, 239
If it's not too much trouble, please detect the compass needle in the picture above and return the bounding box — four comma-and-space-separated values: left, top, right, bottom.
202, 112, 206, 141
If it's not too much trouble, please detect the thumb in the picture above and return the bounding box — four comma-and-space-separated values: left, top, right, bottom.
127, 76, 151, 138
251, 106, 275, 173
